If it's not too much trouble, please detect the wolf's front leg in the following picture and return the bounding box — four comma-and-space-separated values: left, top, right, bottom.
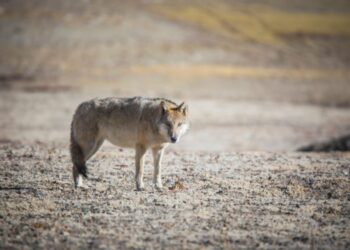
135, 144, 147, 191
152, 146, 165, 189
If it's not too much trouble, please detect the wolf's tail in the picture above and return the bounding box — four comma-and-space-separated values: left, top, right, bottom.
70, 123, 88, 178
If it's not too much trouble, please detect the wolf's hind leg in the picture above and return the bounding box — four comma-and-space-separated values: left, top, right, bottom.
72, 164, 83, 187
71, 133, 86, 187
71, 126, 103, 188
72, 139, 103, 188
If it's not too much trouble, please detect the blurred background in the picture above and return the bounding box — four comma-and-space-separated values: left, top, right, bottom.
1, 0, 350, 152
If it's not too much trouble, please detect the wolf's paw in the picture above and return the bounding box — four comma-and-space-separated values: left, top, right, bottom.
136, 182, 145, 191
154, 182, 163, 191
74, 175, 83, 188
74, 182, 84, 189
74, 183, 87, 190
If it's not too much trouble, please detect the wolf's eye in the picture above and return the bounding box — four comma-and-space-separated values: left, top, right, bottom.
178, 123, 183, 126
166, 123, 172, 128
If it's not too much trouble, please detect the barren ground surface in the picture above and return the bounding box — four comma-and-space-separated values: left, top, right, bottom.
0, 0, 350, 249
1, 143, 349, 249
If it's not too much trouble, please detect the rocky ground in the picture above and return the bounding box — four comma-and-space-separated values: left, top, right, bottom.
1, 143, 349, 249
1, 0, 350, 249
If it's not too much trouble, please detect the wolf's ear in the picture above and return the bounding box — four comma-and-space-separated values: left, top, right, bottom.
160, 101, 167, 116
177, 102, 188, 115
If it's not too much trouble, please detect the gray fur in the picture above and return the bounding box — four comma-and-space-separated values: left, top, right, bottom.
70, 96, 189, 190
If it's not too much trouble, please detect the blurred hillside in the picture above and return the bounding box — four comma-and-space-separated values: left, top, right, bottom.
0, 0, 350, 151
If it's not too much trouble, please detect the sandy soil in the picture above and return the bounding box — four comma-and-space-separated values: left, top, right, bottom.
1, 0, 350, 249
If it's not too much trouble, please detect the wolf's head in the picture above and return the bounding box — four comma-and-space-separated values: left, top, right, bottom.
158, 101, 189, 143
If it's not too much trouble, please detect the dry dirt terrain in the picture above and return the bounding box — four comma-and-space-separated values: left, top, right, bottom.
1, 0, 350, 249
1, 143, 349, 249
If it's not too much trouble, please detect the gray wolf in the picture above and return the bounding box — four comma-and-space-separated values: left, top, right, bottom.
70, 97, 189, 190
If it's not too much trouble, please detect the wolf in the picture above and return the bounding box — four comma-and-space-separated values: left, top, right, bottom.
70, 97, 189, 191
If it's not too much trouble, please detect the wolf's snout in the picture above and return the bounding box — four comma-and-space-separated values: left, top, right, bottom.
170, 136, 177, 143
